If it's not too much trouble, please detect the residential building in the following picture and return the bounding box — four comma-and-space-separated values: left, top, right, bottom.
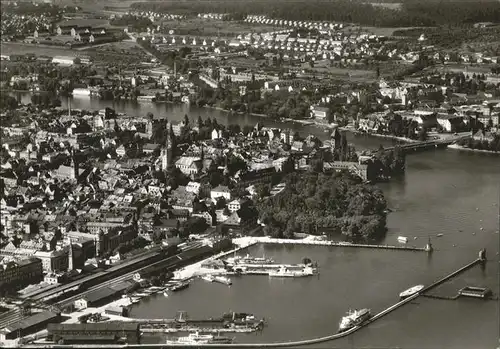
0, 257, 43, 293
210, 185, 231, 202
311, 106, 329, 119
175, 156, 202, 176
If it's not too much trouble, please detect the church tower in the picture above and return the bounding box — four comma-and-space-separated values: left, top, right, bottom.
161, 125, 173, 171
146, 120, 153, 139
67, 243, 74, 271
70, 154, 78, 180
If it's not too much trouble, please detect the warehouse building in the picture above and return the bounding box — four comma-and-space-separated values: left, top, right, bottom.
74, 280, 136, 309
46, 322, 140, 344
0, 311, 61, 340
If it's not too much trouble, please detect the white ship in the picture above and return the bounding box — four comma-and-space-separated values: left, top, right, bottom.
268, 266, 314, 277
201, 275, 215, 282
225, 254, 274, 266
166, 332, 234, 345
399, 285, 424, 299
397, 236, 408, 244
213, 276, 232, 285
338, 308, 371, 333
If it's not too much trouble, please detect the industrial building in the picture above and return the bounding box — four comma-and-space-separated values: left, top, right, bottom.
74, 280, 136, 309
46, 322, 140, 344
0, 311, 61, 340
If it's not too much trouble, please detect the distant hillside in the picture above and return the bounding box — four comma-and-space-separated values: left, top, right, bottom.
130, 0, 500, 28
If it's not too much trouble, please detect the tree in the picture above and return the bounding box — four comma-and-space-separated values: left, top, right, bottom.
215, 196, 227, 209
418, 127, 428, 141
0, 94, 18, 111
255, 183, 271, 199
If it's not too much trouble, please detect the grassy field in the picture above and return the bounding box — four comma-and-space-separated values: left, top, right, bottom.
158, 18, 277, 38
1, 42, 77, 57
303, 62, 378, 82
56, 18, 110, 28
1, 41, 148, 65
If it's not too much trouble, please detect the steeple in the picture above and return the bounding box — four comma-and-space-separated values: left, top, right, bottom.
70, 149, 78, 180
161, 126, 171, 171
68, 243, 74, 271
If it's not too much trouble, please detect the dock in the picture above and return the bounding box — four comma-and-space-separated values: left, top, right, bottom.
23, 254, 488, 349
232, 237, 431, 252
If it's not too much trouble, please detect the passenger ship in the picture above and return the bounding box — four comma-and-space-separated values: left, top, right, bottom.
338, 308, 371, 333
165, 332, 234, 345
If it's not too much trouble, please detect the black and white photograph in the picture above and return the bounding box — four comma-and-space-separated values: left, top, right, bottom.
0, 0, 499, 348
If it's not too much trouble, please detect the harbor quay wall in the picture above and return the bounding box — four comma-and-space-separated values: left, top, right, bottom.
21, 257, 485, 349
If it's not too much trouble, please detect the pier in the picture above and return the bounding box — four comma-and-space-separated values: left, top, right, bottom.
22, 255, 487, 349
232, 237, 431, 252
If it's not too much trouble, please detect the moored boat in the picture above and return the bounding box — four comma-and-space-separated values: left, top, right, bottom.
165, 332, 233, 345
169, 281, 190, 292
268, 266, 314, 277
399, 285, 424, 299
214, 276, 232, 285
201, 275, 215, 282
338, 308, 371, 333
225, 254, 275, 266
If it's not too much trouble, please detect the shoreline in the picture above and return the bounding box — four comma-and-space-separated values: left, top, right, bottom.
448, 143, 500, 155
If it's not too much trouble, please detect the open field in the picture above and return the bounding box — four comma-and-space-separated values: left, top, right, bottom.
56, 18, 110, 28
1, 41, 149, 65
158, 18, 278, 37
1, 42, 77, 57
431, 64, 496, 74
302, 62, 378, 82
355, 26, 435, 37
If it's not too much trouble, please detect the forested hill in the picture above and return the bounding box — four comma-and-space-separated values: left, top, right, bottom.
131, 0, 500, 27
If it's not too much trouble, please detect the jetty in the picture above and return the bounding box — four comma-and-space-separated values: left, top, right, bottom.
232, 236, 431, 252
23, 252, 488, 349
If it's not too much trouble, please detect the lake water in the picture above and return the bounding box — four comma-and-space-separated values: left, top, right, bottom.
19, 94, 500, 348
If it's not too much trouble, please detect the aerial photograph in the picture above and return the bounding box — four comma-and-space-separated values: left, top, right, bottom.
0, 0, 499, 348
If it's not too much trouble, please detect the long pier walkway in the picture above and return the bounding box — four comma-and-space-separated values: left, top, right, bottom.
232, 236, 430, 252
24, 257, 486, 349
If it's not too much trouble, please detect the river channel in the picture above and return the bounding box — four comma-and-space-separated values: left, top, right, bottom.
21, 95, 500, 348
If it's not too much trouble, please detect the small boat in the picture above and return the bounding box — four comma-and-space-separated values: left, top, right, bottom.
397, 236, 408, 244
169, 281, 190, 292
214, 276, 232, 285
399, 285, 424, 299
437, 233, 444, 237
163, 291, 169, 297
201, 275, 215, 282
